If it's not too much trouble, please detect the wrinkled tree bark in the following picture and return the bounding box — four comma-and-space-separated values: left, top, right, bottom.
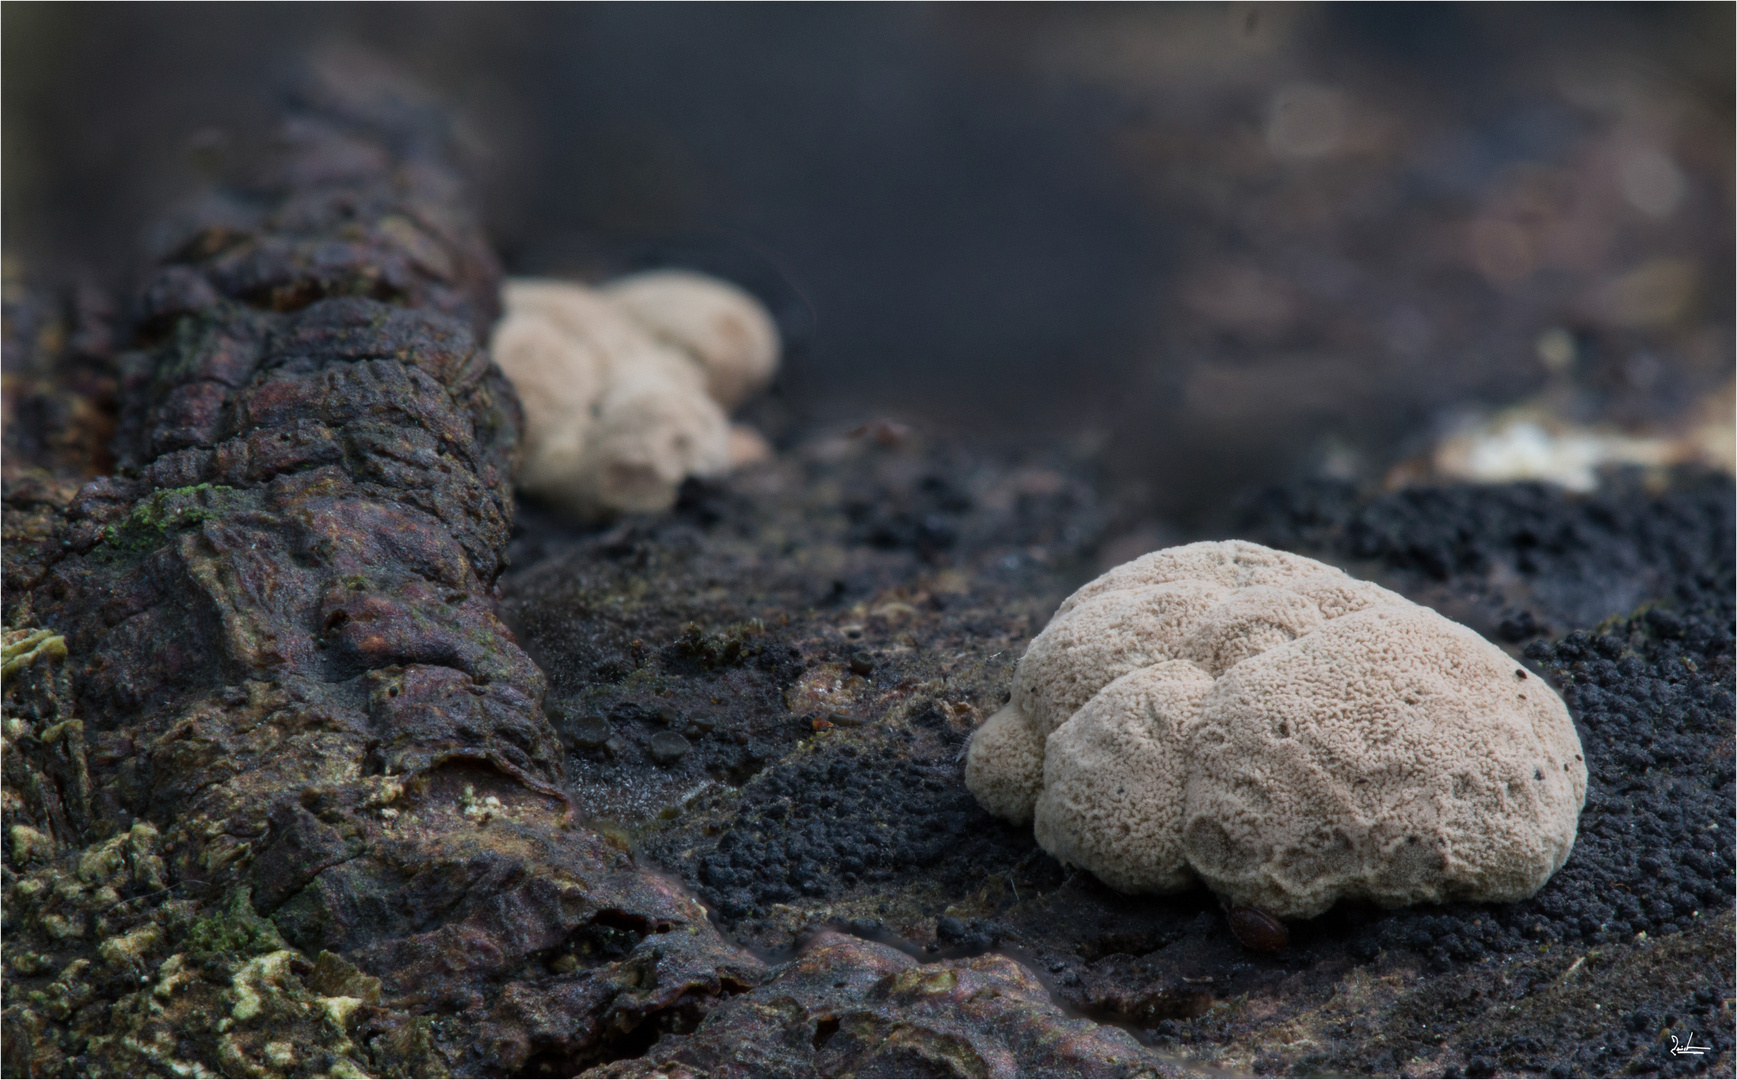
1, 56, 758, 1078
3, 56, 1184, 1079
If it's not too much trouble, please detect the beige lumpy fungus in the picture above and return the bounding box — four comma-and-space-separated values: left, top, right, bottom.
600, 270, 781, 410
489, 272, 780, 517
966, 540, 1588, 920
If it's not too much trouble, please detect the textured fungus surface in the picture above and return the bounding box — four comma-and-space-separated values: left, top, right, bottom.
966, 541, 1587, 918
1243, 479, 1736, 963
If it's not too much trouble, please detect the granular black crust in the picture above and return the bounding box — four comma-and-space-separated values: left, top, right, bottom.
689, 725, 1035, 925
1239, 475, 1735, 965
506, 455, 1732, 1077
624, 469, 1734, 969
1241, 474, 1736, 637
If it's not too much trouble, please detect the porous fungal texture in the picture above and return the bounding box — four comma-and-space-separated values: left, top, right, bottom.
966, 540, 1589, 919
490, 272, 780, 516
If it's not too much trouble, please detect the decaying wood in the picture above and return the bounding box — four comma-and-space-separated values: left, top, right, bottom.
2, 58, 1185, 1078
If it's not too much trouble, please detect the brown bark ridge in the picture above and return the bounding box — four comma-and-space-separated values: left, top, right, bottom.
3, 54, 1189, 1079
2, 54, 746, 1078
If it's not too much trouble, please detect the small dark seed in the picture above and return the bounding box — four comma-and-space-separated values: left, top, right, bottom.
656, 705, 680, 724
849, 655, 874, 676
1225, 903, 1289, 952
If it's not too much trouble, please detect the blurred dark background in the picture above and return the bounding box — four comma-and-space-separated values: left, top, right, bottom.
4, 2, 1731, 522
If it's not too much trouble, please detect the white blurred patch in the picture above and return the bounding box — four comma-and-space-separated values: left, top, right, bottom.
1418, 387, 1734, 492
1434, 415, 1672, 492
492, 274, 780, 517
